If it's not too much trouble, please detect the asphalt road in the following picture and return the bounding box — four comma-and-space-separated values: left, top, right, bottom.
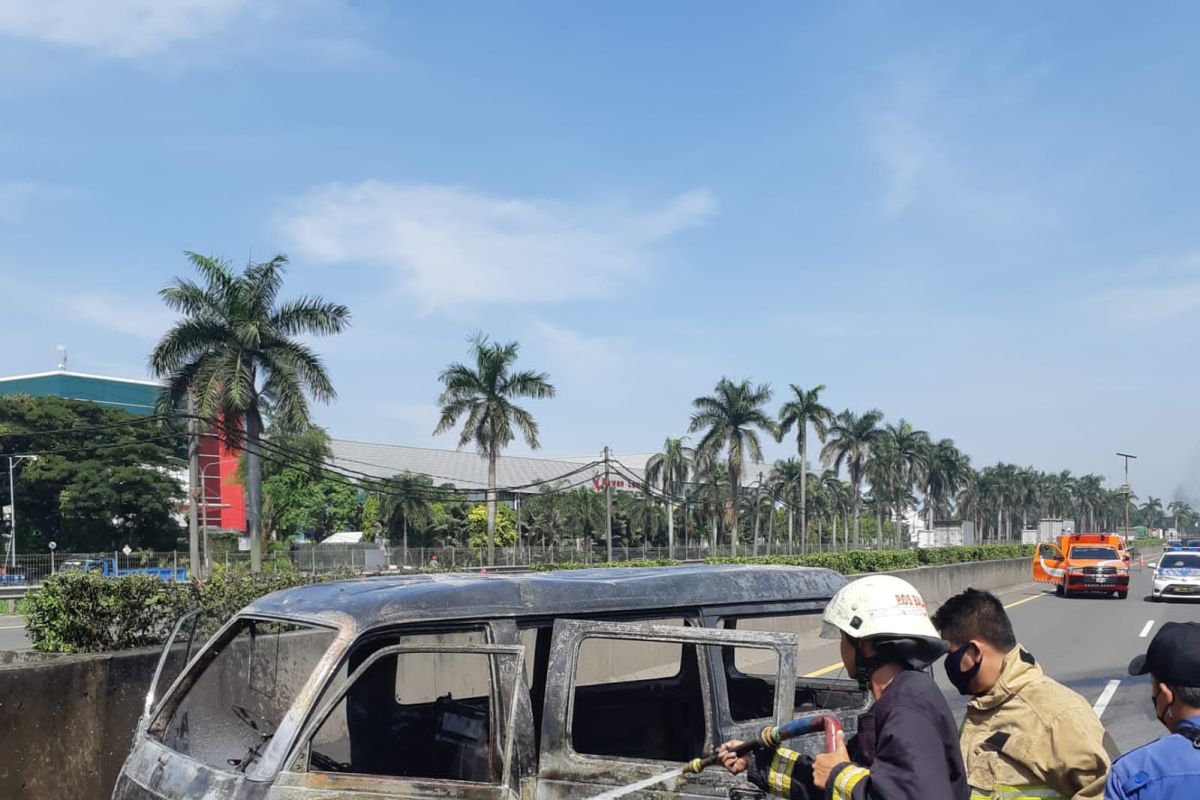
0, 614, 30, 650
792, 564, 1195, 755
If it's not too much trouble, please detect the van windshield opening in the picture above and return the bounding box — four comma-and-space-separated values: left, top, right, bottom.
1070, 547, 1120, 560
152, 618, 335, 773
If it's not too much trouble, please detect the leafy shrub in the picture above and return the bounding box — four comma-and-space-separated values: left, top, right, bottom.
530, 546, 1031, 575
20, 570, 328, 653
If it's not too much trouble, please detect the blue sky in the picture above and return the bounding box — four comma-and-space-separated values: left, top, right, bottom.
2, 2, 1199, 502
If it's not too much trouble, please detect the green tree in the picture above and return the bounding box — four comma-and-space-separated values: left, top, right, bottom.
769, 458, 805, 552
150, 252, 350, 571
379, 472, 434, 550
360, 494, 382, 539
820, 408, 883, 548
776, 384, 833, 549
1169, 500, 1194, 535
261, 469, 360, 540
468, 503, 517, 549
0, 396, 185, 552
880, 419, 930, 548
434, 334, 555, 565
645, 436, 692, 558
1141, 496, 1164, 529
924, 439, 969, 527
689, 378, 776, 555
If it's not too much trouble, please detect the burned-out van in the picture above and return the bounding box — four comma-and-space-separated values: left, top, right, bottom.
114, 564, 868, 800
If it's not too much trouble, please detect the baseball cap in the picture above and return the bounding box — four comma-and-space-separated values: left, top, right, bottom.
1129, 621, 1200, 686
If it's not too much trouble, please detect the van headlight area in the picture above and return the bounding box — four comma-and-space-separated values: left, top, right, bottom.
1152, 569, 1200, 600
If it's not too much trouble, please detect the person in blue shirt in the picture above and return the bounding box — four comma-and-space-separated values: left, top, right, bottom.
1107, 621, 1200, 799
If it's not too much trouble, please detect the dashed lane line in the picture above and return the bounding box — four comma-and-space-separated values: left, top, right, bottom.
1140, 620, 1154, 638
801, 591, 1047, 677
1093, 680, 1121, 718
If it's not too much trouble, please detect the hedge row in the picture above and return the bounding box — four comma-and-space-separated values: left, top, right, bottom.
19, 570, 334, 653
23, 545, 1034, 653
528, 544, 1033, 574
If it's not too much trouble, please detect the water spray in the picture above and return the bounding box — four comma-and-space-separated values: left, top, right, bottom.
682, 714, 842, 774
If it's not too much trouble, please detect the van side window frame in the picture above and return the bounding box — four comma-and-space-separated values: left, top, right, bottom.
279, 642, 531, 799
537, 619, 798, 795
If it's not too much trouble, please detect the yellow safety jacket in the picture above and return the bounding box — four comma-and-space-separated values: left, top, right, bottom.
961, 645, 1111, 800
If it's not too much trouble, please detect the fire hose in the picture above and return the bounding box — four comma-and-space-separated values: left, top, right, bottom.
682, 714, 843, 774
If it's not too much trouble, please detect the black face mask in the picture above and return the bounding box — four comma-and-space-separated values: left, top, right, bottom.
945, 643, 983, 695
1152, 687, 1171, 727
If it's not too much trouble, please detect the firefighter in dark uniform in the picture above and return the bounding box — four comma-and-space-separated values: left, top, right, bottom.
718, 574, 968, 800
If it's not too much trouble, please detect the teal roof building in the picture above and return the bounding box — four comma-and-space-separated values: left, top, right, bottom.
0, 370, 161, 415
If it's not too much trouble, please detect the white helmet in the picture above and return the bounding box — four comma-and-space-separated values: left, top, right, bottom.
820, 574, 941, 643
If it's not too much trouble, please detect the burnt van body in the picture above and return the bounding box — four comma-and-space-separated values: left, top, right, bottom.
114, 564, 867, 800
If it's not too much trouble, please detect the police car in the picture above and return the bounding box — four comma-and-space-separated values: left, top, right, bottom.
1151, 546, 1200, 601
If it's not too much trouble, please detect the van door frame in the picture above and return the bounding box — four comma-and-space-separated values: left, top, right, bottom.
537, 619, 798, 800
274, 642, 532, 800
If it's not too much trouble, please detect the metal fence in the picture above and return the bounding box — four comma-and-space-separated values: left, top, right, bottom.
0, 537, 904, 584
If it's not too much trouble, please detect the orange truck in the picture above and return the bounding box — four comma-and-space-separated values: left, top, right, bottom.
1032, 533, 1130, 599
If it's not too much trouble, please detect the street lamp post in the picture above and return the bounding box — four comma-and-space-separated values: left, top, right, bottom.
1117, 452, 1138, 539
6, 455, 39, 570
199, 458, 236, 575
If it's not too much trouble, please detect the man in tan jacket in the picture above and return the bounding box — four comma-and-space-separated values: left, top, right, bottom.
931, 589, 1111, 800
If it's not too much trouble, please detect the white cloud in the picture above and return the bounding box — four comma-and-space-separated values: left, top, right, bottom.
0, 0, 256, 57
279, 181, 717, 310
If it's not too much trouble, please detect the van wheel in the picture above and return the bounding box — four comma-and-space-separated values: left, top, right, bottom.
1056, 584, 1065, 597
1117, 591, 1128, 599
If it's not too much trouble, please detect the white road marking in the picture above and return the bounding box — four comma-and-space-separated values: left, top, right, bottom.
0, 624, 25, 630
1093, 680, 1121, 718
1140, 620, 1155, 638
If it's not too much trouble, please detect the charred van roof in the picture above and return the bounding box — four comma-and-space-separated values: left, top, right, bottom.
243, 563, 846, 629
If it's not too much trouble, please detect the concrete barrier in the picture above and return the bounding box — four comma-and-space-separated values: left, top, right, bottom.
0, 647, 159, 800
0, 555, 1048, 800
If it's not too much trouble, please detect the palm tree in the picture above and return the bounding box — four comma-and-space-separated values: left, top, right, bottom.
1141, 496, 1164, 529
380, 472, 434, 550
769, 458, 804, 553
434, 334, 555, 565
924, 439, 969, 527
880, 420, 929, 548
689, 378, 776, 556
566, 488, 604, 548
645, 437, 692, 559
151, 252, 350, 572
818, 470, 849, 550
776, 384, 834, 550
527, 485, 568, 552
1169, 500, 1194, 535
820, 408, 883, 548
691, 454, 730, 552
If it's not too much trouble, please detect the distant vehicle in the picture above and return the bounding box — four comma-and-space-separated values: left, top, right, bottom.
59, 558, 187, 582
1032, 533, 1130, 599
1151, 551, 1200, 602
0, 570, 28, 585
1185, 538, 1200, 548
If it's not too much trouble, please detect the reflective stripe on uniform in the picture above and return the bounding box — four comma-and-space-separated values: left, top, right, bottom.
767, 748, 800, 795
831, 765, 870, 800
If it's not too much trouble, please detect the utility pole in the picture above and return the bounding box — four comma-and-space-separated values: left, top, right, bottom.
6, 454, 38, 569
604, 446, 613, 563
1117, 452, 1137, 539
187, 392, 201, 580
752, 472, 764, 557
